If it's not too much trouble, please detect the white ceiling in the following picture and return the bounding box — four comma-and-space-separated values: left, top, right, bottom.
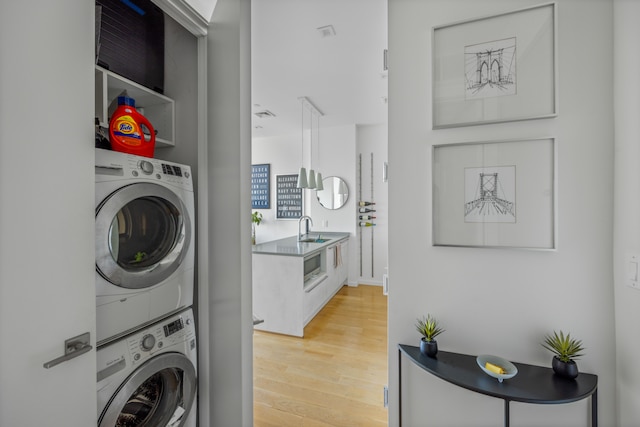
251, 0, 388, 138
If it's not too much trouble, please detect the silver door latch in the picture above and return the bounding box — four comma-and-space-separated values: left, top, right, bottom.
43, 332, 92, 369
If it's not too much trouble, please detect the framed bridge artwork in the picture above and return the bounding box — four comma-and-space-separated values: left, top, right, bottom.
431, 2, 557, 129
432, 138, 556, 249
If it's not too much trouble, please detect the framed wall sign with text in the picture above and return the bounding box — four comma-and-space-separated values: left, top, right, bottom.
276, 174, 303, 219
251, 164, 270, 209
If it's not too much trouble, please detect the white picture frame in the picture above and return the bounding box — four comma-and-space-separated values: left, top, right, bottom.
432, 2, 557, 129
432, 138, 556, 249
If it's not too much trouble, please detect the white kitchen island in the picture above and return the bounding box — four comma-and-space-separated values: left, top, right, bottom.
252, 232, 350, 337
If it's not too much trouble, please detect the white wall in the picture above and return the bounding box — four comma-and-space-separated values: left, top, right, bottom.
356, 124, 389, 286
252, 125, 356, 240
307, 125, 361, 286
205, 0, 253, 425
158, 15, 200, 173
251, 131, 309, 243
613, 1, 640, 425
252, 124, 360, 284
252, 124, 390, 287
307, 125, 357, 239
388, 1, 615, 426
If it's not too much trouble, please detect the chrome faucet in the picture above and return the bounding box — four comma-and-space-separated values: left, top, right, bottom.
298, 215, 313, 241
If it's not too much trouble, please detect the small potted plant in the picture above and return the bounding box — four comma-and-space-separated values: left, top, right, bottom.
541, 330, 585, 379
415, 314, 445, 357
251, 211, 263, 245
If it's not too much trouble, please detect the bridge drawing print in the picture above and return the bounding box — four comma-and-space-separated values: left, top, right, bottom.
465, 37, 516, 100
464, 166, 516, 223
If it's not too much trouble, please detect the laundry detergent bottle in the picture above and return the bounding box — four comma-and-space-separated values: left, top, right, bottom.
109, 95, 156, 158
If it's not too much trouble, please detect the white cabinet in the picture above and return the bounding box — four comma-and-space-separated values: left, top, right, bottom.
95, 66, 175, 147
338, 239, 349, 286
253, 237, 349, 337
326, 239, 349, 295
302, 274, 329, 325
253, 254, 305, 337
325, 245, 337, 293
326, 244, 339, 295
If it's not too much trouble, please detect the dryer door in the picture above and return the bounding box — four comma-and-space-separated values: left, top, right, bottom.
98, 352, 196, 427
96, 182, 192, 289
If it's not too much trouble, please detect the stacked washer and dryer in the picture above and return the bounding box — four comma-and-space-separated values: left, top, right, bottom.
94, 148, 197, 427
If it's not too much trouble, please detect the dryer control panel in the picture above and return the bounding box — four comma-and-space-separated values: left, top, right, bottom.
128, 157, 192, 188
95, 148, 193, 191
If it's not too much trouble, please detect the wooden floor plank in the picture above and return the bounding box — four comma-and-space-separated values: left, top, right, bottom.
253, 285, 388, 427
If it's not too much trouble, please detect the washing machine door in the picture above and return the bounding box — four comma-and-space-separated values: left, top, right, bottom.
96, 182, 192, 289
99, 353, 196, 427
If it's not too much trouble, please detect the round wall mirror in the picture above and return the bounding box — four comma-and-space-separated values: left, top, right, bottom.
317, 176, 349, 210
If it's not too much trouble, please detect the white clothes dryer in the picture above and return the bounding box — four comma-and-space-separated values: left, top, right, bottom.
97, 308, 197, 427
95, 148, 195, 345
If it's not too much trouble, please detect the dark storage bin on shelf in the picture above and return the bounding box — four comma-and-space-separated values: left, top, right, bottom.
96, 0, 165, 94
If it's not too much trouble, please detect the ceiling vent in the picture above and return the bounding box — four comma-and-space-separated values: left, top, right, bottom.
317, 25, 336, 38
254, 110, 276, 119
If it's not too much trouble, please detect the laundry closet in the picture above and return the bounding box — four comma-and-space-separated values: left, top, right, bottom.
93, 1, 202, 425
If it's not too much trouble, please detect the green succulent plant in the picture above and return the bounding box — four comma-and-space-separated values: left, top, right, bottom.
415, 314, 445, 342
541, 330, 585, 363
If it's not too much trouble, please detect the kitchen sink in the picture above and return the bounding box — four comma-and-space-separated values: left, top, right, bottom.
299, 237, 331, 243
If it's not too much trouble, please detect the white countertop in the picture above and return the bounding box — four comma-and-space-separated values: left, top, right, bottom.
252, 232, 350, 257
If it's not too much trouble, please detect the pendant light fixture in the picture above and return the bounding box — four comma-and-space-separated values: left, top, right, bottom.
308, 168, 317, 189
315, 113, 324, 191
296, 97, 324, 190
307, 118, 317, 189
296, 99, 308, 188
315, 172, 324, 191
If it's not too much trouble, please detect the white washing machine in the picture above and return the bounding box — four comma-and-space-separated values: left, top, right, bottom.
95, 148, 195, 345
97, 308, 197, 427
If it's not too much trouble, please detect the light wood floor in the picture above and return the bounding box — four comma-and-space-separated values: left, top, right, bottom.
253, 285, 388, 427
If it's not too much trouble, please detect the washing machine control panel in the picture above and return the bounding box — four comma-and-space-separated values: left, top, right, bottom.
139, 160, 154, 175
126, 312, 195, 366
163, 317, 184, 336
141, 334, 156, 351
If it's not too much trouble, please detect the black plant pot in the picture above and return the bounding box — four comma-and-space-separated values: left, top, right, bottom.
420, 338, 438, 358
552, 356, 579, 379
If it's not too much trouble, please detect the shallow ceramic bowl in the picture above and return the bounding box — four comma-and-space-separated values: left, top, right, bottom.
476, 354, 518, 383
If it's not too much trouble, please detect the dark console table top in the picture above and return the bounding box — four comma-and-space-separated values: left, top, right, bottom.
398, 344, 598, 404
